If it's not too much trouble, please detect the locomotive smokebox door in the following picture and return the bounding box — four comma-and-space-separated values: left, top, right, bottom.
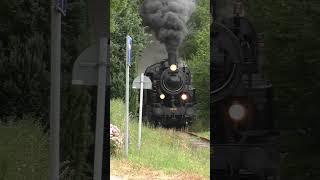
211, 22, 243, 103
143, 60, 197, 128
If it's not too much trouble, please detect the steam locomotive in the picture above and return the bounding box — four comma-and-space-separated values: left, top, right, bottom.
142, 52, 196, 128
211, 1, 280, 179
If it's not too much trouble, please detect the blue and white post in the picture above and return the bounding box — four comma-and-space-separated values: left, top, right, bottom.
125, 35, 132, 157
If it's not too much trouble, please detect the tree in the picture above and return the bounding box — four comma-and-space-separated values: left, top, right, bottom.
0, 0, 97, 178
247, 0, 320, 130
110, 0, 147, 114
182, 0, 211, 131
0, 0, 50, 122
246, 1, 320, 178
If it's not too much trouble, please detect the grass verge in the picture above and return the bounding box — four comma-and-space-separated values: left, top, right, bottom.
110, 99, 210, 179
0, 116, 48, 180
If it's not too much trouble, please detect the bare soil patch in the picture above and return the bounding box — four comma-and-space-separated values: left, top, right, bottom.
110, 159, 207, 180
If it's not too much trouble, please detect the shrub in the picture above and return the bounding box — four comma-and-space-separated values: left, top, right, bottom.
110, 124, 123, 156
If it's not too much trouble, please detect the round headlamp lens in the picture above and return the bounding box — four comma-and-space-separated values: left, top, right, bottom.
228, 103, 246, 121
181, 93, 188, 101
170, 64, 177, 71
160, 94, 165, 99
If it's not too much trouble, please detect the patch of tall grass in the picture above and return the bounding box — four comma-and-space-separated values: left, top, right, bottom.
0, 116, 48, 180
110, 99, 210, 178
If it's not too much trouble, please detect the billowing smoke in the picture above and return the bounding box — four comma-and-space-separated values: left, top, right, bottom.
140, 0, 196, 64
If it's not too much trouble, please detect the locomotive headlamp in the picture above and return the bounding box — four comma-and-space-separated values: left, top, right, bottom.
170, 64, 177, 71
160, 94, 165, 100
181, 93, 188, 101
228, 103, 246, 121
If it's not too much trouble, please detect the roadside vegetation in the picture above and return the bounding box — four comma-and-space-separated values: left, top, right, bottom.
110, 99, 210, 179
111, 0, 148, 115
0, 116, 48, 180
0, 1, 96, 178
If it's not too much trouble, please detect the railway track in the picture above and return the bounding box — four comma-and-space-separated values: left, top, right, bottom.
183, 131, 210, 148
159, 128, 210, 148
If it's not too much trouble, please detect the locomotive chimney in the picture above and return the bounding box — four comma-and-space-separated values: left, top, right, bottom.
168, 51, 177, 66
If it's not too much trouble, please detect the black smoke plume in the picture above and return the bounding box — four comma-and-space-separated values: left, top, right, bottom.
140, 0, 196, 63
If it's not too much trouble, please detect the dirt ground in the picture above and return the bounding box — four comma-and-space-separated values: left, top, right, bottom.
110, 159, 207, 180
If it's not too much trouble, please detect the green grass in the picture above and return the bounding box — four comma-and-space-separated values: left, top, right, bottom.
0, 116, 48, 180
110, 99, 210, 178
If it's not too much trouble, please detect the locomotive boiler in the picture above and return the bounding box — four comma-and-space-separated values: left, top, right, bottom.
142, 52, 196, 128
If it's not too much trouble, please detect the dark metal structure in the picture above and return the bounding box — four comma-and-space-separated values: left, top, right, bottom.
211, 1, 280, 179
143, 52, 196, 128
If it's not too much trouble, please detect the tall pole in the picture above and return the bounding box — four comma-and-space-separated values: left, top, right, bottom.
125, 56, 130, 157
138, 73, 144, 150
125, 38, 130, 157
93, 38, 108, 180
87, 0, 108, 179
49, 0, 61, 179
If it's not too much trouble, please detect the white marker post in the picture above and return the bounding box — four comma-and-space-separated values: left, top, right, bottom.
138, 73, 144, 150
125, 35, 132, 157
132, 74, 152, 150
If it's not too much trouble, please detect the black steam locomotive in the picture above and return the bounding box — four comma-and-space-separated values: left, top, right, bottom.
142, 52, 196, 128
211, 1, 280, 179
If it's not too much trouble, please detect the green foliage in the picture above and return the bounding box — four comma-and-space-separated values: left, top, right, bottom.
246, 1, 320, 130
0, 0, 95, 178
110, 99, 126, 131
182, 0, 210, 130
0, 116, 48, 180
110, 0, 147, 114
0, 0, 50, 121
0, 34, 50, 120
183, 0, 211, 59
246, 1, 320, 179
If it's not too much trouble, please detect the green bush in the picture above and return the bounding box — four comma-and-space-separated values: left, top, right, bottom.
110, 124, 124, 156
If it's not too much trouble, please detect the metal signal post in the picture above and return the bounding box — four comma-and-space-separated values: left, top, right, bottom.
93, 38, 108, 180
49, 0, 65, 179
72, 0, 109, 179
125, 36, 132, 157
138, 73, 144, 150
